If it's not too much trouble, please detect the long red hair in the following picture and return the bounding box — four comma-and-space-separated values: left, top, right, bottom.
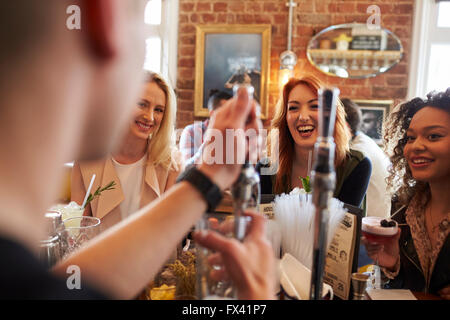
269, 75, 351, 194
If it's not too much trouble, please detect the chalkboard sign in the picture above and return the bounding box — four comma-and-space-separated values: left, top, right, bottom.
350, 35, 381, 50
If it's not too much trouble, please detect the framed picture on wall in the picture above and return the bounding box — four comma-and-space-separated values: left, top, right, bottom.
194, 24, 271, 118
353, 99, 393, 145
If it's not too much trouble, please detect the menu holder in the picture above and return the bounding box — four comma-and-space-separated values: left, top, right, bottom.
323, 204, 362, 300
214, 193, 276, 218
258, 194, 362, 300
260, 194, 276, 219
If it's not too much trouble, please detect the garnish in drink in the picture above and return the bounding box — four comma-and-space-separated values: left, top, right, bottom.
362, 216, 398, 244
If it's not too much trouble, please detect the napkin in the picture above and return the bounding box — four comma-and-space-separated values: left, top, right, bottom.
366, 289, 417, 300
279, 253, 333, 300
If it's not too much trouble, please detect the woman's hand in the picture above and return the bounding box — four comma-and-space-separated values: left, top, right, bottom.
193, 211, 276, 300
438, 285, 450, 300
361, 229, 401, 270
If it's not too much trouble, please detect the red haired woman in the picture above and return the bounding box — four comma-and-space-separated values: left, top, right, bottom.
259, 75, 371, 207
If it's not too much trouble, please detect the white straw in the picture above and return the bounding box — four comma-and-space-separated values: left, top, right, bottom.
272, 191, 346, 270
82, 174, 96, 209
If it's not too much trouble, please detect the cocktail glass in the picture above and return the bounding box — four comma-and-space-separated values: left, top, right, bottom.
51, 201, 85, 223
196, 214, 249, 300
59, 216, 101, 259
361, 216, 398, 289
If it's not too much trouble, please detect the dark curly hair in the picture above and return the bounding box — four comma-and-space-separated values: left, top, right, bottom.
384, 88, 450, 208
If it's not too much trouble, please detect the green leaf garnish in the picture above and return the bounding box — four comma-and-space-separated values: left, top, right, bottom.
299, 176, 311, 193
83, 180, 116, 208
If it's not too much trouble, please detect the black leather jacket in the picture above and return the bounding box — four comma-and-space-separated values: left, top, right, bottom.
386, 206, 450, 295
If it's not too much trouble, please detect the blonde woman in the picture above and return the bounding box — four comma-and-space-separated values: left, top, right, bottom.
71, 71, 181, 230
258, 75, 371, 207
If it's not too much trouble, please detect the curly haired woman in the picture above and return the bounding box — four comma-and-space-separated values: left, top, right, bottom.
363, 88, 450, 299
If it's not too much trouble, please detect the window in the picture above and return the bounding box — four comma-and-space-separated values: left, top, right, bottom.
145, 0, 162, 25
409, 0, 450, 98
437, 1, 450, 28
144, 37, 162, 73
143, 0, 179, 87
426, 44, 450, 93
144, 0, 162, 73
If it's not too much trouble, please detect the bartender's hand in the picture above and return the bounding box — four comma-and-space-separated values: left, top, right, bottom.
438, 286, 450, 300
198, 87, 261, 191
193, 211, 277, 300
361, 229, 401, 270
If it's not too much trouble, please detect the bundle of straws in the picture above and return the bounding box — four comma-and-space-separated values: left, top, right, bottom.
270, 190, 346, 270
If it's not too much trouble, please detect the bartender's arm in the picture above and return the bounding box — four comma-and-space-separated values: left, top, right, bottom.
53, 88, 275, 300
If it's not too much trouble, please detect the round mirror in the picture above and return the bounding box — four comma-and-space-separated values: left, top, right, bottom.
307, 23, 403, 79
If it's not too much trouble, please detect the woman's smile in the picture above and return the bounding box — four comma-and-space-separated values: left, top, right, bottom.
409, 156, 434, 169
135, 120, 153, 133
296, 124, 316, 138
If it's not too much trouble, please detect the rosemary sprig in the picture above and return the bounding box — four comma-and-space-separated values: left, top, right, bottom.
83, 180, 116, 208
299, 176, 311, 193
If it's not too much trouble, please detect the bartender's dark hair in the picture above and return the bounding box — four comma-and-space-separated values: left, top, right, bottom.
384, 88, 450, 207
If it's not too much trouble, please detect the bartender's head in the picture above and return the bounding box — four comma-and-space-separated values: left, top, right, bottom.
0, 0, 148, 161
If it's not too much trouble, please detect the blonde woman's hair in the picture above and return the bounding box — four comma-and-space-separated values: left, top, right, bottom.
270, 75, 351, 194
143, 71, 178, 170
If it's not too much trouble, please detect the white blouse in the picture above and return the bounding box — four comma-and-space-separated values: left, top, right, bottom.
112, 154, 147, 220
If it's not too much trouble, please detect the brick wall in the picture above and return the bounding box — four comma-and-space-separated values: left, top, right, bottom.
176, 0, 415, 129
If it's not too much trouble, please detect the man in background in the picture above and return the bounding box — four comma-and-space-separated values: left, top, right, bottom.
342, 98, 391, 218
179, 89, 232, 168
361, 110, 382, 141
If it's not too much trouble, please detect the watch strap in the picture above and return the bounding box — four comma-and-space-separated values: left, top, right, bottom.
176, 165, 223, 213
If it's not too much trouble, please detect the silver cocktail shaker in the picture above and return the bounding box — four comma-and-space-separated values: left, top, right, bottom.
231, 162, 261, 240
41, 210, 68, 266
39, 235, 62, 268
230, 84, 260, 241
44, 210, 64, 236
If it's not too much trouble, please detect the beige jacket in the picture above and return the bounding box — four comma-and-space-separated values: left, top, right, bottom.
72, 155, 181, 231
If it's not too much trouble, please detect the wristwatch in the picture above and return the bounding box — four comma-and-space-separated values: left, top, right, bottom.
176, 165, 223, 213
